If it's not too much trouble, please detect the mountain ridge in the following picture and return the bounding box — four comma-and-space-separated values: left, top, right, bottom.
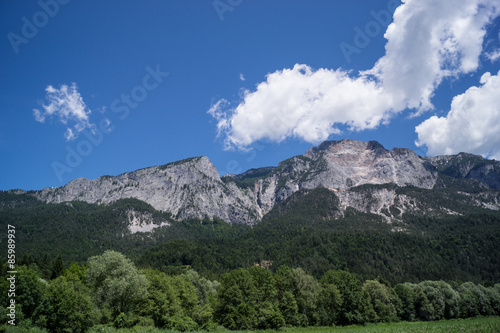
12, 139, 500, 224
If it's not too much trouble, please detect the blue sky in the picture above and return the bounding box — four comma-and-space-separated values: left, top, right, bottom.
1, 0, 500, 191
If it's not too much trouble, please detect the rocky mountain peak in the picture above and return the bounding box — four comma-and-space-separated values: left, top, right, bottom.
304, 139, 387, 160
28, 139, 500, 225
298, 139, 437, 191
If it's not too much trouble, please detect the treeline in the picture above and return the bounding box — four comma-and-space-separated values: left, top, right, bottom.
1, 251, 500, 332
3, 189, 500, 285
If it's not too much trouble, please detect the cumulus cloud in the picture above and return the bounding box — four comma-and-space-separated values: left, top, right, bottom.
366, 0, 499, 113
415, 70, 500, 159
208, 64, 398, 149
209, 0, 500, 150
33, 83, 94, 141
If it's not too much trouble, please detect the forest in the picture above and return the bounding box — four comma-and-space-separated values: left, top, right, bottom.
1, 250, 500, 332
2, 188, 500, 285
1, 188, 500, 331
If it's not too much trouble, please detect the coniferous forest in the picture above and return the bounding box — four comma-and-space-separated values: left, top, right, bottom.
1, 187, 500, 331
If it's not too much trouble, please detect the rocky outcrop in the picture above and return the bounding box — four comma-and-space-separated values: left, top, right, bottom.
427, 153, 500, 189
35, 156, 260, 224
126, 210, 170, 234
33, 140, 500, 224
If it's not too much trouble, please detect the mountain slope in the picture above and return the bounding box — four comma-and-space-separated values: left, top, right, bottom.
2, 139, 500, 283
26, 139, 500, 224
34, 156, 260, 224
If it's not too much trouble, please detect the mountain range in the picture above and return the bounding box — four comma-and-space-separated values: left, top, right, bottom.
19, 139, 500, 225
2, 139, 500, 283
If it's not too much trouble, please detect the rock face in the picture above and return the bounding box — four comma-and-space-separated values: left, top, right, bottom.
33, 139, 500, 224
36, 156, 260, 224
303, 140, 437, 189
427, 153, 500, 189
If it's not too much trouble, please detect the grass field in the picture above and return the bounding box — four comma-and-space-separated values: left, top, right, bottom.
3, 317, 500, 333
284, 316, 500, 333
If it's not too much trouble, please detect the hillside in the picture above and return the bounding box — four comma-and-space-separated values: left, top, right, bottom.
12, 139, 500, 224
1, 139, 500, 283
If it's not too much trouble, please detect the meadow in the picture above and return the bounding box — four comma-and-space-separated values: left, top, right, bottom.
5, 316, 498, 333
285, 316, 500, 332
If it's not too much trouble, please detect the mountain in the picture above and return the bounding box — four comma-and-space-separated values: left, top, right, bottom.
2, 139, 500, 283
21, 139, 500, 225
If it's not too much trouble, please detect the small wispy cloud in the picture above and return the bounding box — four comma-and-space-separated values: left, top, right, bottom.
239, 73, 246, 81
486, 49, 500, 62
33, 83, 94, 141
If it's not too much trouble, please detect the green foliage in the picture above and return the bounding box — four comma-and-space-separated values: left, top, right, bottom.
363, 280, 398, 323
394, 283, 416, 321
183, 269, 219, 307
274, 266, 300, 326
248, 267, 284, 329
3, 186, 500, 285
0, 265, 47, 323
425, 281, 460, 319
50, 254, 64, 280
457, 282, 493, 317
140, 268, 209, 331
63, 262, 87, 282
141, 269, 183, 328
321, 270, 372, 325
44, 277, 98, 332
215, 268, 258, 330
316, 282, 342, 326
86, 251, 149, 316
272, 316, 500, 332
291, 268, 321, 326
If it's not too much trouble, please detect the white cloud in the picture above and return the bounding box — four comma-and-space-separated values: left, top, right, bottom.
365, 0, 499, 113
209, 0, 500, 150
239, 73, 246, 81
486, 48, 500, 61
209, 64, 398, 149
33, 83, 94, 141
415, 70, 500, 159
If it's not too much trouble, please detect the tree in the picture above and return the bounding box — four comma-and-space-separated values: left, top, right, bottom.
363, 280, 398, 322
457, 282, 492, 317
85, 250, 149, 316
405, 283, 433, 321
418, 281, 445, 320
248, 266, 284, 329
458, 288, 479, 318
215, 268, 258, 330
394, 283, 416, 321
0, 265, 48, 323
45, 277, 98, 332
274, 266, 299, 326
50, 254, 65, 280
418, 281, 459, 320
142, 269, 183, 328
321, 270, 373, 325
438, 281, 460, 319
183, 269, 219, 306
485, 285, 500, 316
183, 269, 219, 328
291, 268, 321, 326
317, 282, 342, 326
63, 262, 86, 283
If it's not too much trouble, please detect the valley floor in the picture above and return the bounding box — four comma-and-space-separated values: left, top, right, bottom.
285, 316, 500, 333
5, 316, 499, 333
